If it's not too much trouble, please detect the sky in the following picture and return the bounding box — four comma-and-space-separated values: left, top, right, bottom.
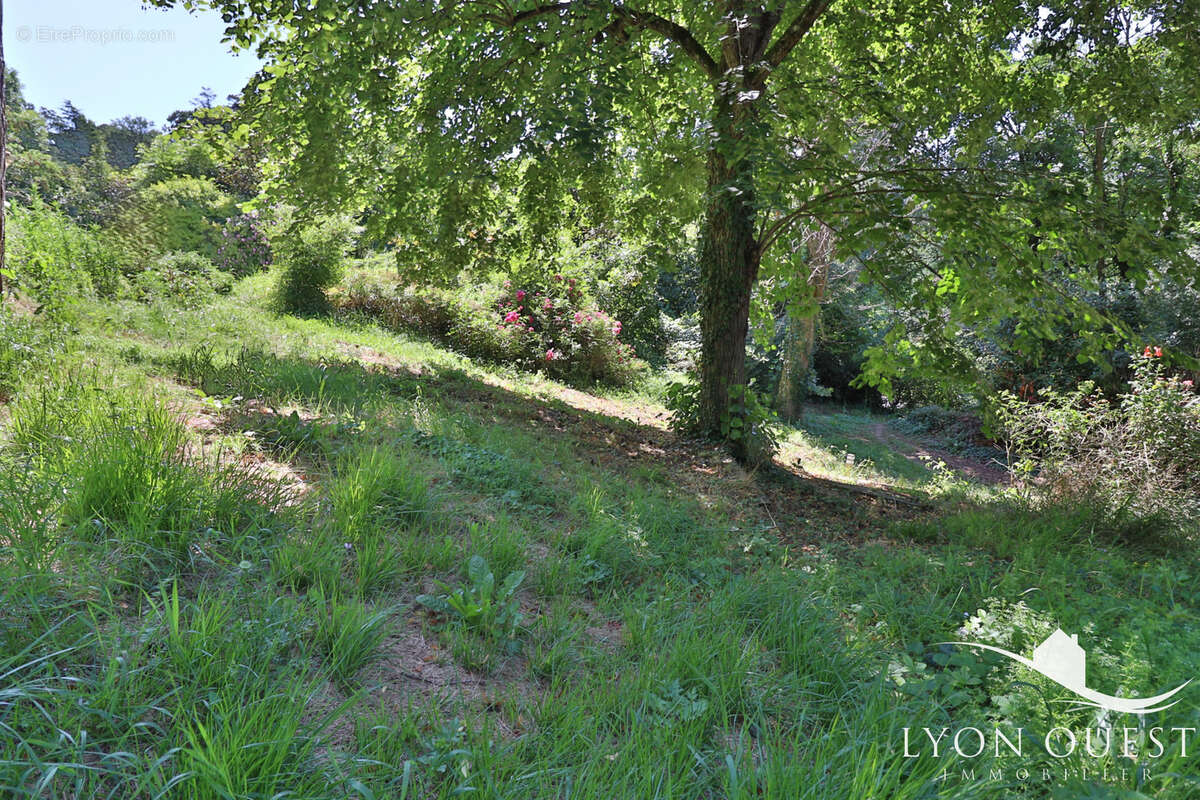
4, 0, 262, 128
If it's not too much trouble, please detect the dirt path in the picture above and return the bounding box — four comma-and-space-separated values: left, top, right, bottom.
867, 421, 1008, 485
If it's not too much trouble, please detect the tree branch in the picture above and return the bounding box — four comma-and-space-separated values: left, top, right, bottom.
486, 1, 720, 80
613, 6, 720, 80
763, 0, 833, 69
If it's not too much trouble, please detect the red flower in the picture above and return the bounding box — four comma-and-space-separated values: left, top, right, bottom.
504, 311, 520, 323
1144, 346, 1153, 357
516, 290, 526, 301
1155, 346, 1163, 358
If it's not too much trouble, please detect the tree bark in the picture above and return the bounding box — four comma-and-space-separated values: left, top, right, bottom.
695, 5, 779, 457
774, 223, 833, 421
697, 105, 760, 451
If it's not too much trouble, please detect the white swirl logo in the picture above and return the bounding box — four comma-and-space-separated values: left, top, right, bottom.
944, 629, 1191, 714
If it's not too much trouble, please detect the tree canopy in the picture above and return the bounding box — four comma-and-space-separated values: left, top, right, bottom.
161, 0, 1200, 455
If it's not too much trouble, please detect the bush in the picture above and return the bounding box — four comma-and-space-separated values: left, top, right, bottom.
994, 349, 1200, 529
665, 378, 780, 465
7, 201, 129, 309
214, 212, 272, 278
587, 242, 666, 360
124, 176, 237, 260
132, 251, 231, 308
274, 216, 356, 314
134, 134, 221, 186
337, 270, 640, 385
492, 274, 638, 385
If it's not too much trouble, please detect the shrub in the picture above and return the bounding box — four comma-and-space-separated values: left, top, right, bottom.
665, 378, 780, 465
214, 212, 272, 277
125, 176, 237, 260
134, 134, 221, 186
994, 348, 1200, 529
132, 251, 231, 308
589, 243, 666, 360
7, 201, 129, 309
337, 270, 640, 385
492, 274, 639, 385
274, 216, 356, 314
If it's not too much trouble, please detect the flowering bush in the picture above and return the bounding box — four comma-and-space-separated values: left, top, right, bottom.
336, 270, 640, 386
492, 274, 638, 384
994, 347, 1200, 529
215, 212, 272, 278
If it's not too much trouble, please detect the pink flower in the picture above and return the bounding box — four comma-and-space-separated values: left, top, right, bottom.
553, 274, 563, 281
612, 321, 622, 336
1184, 380, 1194, 389
504, 311, 520, 323
516, 290, 526, 301
545, 349, 560, 361
543, 298, 553, 310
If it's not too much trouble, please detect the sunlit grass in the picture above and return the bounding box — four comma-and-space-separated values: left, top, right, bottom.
0, 277, 1196, 798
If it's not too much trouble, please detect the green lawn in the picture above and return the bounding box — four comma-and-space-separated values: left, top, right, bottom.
2, 277, 1198, 799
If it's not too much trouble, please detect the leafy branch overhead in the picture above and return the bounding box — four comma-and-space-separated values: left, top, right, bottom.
157, 0, 1199, 455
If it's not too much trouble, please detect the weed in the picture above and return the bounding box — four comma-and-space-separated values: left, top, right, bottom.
416, 555, 525, 641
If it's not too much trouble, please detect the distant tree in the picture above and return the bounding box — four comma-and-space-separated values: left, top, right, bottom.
42, 101, 100, 165
103, 116, 158, 170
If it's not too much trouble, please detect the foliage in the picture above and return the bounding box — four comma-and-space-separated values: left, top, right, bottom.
666, 378, 779, 464
122, 176, 238, 261
416, 555, 525, 641
273, 215, 356, 314
338, 269, 641, 386
132, 250, 232, 308
179, 0, 1200, 451
134, 132, 223, 186
494, 274, 639, 385
6, 201, 129, 308
994, 349, 1200, 528
215, 211, 272, 277
584, 238, 667, 360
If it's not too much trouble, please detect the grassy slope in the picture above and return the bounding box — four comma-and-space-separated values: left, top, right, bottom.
2, 274, 1199, 799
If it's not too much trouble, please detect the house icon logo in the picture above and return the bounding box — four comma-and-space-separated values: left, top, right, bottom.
1031, 629, 1086, 691
943, 628, 1191, 714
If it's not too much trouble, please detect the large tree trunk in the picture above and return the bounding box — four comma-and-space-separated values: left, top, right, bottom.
774, 223, 833, 421
694, 3, 781, 459
697, 116, 760, 451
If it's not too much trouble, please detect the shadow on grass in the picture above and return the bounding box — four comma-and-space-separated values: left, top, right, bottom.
163, 345, 936, 542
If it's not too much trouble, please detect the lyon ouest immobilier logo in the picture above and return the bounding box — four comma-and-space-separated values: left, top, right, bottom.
903, 626, 1195, 785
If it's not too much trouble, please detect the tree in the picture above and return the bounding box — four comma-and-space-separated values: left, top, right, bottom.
161, 0, 1199, 457
103, 116, 158, 170
773, 222, 832, 420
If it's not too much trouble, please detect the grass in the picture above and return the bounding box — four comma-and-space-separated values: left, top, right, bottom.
1, 275, 1198, 798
